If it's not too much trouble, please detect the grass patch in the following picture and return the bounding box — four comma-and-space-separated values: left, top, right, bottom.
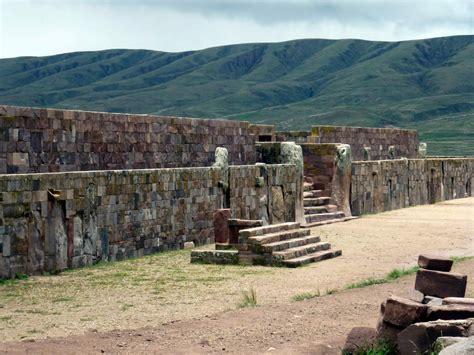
52, 296, 75, 303
291, 290, 321, 302
325, 288, 338, 295
451, 256, 473, 264
0, 272, 29, 286
346, 266, 419, 290
238, 286, 257, 308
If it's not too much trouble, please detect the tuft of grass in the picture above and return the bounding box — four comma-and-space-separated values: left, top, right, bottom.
0, 272, 29, 286
346, 266, 419, 290
291, 290, 321, 302
325, 288, 338, 295
344, 340, 397, 355
386, 266, 419, 280
451, 256, 473, 264
238, 286, 257, 308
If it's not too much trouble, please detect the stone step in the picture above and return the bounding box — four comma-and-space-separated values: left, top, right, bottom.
252, 235, 321, 254
248, 228, 311, 245
272, 241, 331, 261
283, 249, 342, 267
303, 183, 314, 192
303, 197, 331, 207
305, 212, 345, 224
301, 216, 358, 228
303, 190, 324, 198
304, 205, 338, 214
238, 222, 300, 240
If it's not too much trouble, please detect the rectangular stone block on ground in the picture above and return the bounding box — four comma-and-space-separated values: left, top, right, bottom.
427, 305, 474, 321
418, 254, 453, 272
415, 269, 467, 298
383, 295, 427, 327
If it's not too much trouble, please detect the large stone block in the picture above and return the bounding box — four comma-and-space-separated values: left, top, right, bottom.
415, 269, 467, 298
397, 318, 474, 355
383, 296, 427, 327
418, 254, 453, 272
427, 305, 474, 321
443, 298, 474, 307
213, 209, 231, 244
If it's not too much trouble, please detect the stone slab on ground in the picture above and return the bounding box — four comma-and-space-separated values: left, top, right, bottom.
440, 336, 474, 355
383, 295, 427, 327
397, 318, 474, 355
443, 298, 474, 307
427, 305, 474, 321
418, 254, 453, 272
415, 269, 467, 298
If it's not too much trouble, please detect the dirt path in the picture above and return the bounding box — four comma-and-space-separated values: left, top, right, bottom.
1, 259, 473, 354
0, 197, 473, 348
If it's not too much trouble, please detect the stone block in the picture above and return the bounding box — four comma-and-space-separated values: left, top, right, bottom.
213, 209, 231, 244
427, 305, 474, 321
376, 316, 403, 344
383, 295, 427, 327
439, 336, 474, 355
415, 269, 467, 298
418, 254, 453, 272
443, 298, 474, 307
397, 318, 474, 355
343, 327, 377, 354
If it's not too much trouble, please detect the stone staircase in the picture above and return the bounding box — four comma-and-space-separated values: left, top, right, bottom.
238, 222, 341, 267
302, 181, 354, 227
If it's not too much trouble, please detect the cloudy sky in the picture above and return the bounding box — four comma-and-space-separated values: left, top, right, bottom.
1, 0, 473, 58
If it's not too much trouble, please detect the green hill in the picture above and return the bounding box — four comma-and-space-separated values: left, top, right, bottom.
1, 35, 473, 156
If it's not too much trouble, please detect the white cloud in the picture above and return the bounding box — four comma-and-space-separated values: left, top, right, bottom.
0, 0, 472, 58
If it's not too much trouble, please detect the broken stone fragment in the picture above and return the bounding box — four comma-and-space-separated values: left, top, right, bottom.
343, 327, 377, 354
418, 254, 453, 272
383, 295, 427, 327
424, 295, 443, 306
415, 269, 467, 298
439, 336, 474, 355
376, 316, 404, 344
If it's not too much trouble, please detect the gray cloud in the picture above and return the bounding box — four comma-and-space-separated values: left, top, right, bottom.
1, 0, 473, 58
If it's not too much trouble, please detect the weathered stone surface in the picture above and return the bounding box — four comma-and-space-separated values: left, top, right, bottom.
439, 336, 474, 355
183, 242, 195, 249
415, 269, 467, 298
342, 327, 377, 354
443, 298, 474, 307
435, 336, 466, 350
27, 211, 44, 275
213, 209, 231, 244
190, 250, 239, 265
424, 296, 443, 306
397, 318, 474, 355
418, 254, 453, 272
376, 316, 403, 344
228, 219, 263, 244
427, 305, 474, 321
383, 295, 427, 327
419, 142, 427, 158
333, 144, 352, 216
270, 186, 285, 224
408, 289, 425, 303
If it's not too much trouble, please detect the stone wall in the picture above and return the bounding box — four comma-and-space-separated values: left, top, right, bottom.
350, 158, 474, 215
312, 126, 419, 161
0, 105, 256, 174
0, 163, 298, 277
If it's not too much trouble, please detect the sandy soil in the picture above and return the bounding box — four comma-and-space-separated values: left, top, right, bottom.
1, 259, 473, 354
0, 197, 473, 351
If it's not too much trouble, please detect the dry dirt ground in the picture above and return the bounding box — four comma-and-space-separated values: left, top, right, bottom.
0, 197, 473, 353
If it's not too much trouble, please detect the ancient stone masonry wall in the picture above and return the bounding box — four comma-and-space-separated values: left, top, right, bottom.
0, 105, 256, 174
312, 126, 419, 161
0, 163, 298, 277
350, 158, 474, 215
229, 164, 298, 225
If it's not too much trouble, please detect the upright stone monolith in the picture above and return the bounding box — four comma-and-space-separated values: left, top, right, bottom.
280, 142, 304, 224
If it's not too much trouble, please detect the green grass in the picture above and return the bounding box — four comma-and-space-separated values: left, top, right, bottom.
346, 266, 419, 290
1, 35, 473, 155
451, 256, 473, 264
0, 272, 29, 286
346, 341, 398, 355
238, 286, 258, 308
291, 290, 321, 302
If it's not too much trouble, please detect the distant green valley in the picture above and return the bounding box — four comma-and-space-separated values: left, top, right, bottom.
0, 35, 473, 155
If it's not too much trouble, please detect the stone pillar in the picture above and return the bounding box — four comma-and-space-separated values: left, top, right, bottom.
418, 142, 427, 158
213, 209, 231, 244
280, 142, 304, 224
333, 144, 352, 217
213, 147, 229, 209
363, 146, 371, 161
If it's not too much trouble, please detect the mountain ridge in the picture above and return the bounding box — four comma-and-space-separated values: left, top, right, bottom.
1, 35, 473, 155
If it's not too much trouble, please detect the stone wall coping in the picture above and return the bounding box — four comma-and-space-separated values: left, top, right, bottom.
0, 104, 251, 129
312, 125, 418, 133
352, 158, 474, 164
